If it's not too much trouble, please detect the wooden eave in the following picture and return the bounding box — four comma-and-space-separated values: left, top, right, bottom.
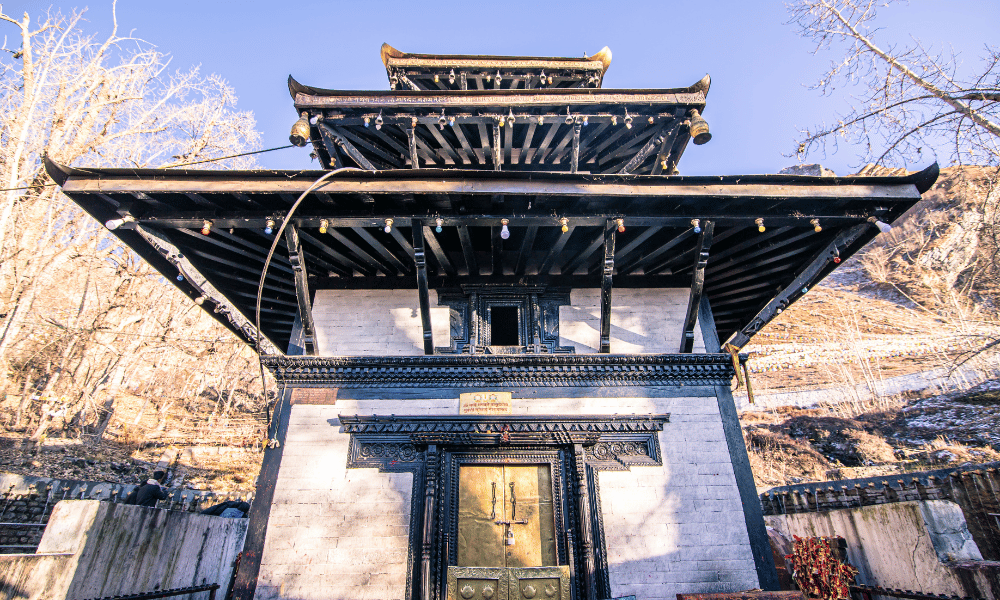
289, 80, 710, 173
379, 43, 613, 90
47, 160, 937, 354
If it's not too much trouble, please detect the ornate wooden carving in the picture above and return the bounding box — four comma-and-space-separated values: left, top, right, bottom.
599, 222, 616, 354
283, 224, 316, 354
412, 222, 435, 354
262, 353, 735, 387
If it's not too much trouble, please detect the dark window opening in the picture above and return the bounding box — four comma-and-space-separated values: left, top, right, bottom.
490, 306, 520, 346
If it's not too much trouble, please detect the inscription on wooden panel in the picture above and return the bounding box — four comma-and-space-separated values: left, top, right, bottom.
290, 387, 338, 405
459, 392, 512, 415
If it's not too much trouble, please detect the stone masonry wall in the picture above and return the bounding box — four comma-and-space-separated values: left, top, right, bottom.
313, 289, 450, 355
312, 288, 699, 356
254, 393, 758, 600
559, 289, 701, 354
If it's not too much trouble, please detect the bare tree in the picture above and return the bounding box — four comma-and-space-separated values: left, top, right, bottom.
788, 0, 1000, 369
0, 4, 270, 446
788, 0, 999, 167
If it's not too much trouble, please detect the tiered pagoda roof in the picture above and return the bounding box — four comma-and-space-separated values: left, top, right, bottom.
48, 45, 937, 356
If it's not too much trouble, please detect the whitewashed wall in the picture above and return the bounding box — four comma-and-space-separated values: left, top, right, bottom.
312, 288, 699, 356
313, 289, 450, 356
254, 394, 758, 600
559, 288, 702, 354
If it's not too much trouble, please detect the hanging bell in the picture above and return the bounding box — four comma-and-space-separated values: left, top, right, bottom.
688, 109, 712, 145
289, 115, 311, 147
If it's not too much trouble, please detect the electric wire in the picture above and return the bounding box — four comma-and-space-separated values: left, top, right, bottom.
254, 167, 363, 445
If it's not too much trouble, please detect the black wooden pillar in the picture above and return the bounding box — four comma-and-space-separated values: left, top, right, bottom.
573, 443, 597, 600
680, 221, 713, 353
283, 225, 316, 355
421, 444, 439, 600
412, 222, 434, 354
598, 220, 616, 353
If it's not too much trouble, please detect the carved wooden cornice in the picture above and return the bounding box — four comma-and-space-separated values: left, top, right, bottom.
261, 353, 735, 387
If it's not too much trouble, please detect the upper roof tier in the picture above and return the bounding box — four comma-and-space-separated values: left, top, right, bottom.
380, 43, 613, 90
288, 76, 711, 174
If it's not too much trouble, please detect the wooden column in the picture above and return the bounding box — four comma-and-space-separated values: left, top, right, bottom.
680, 221, 713, 353
408, 127, 419, 169
599, 220, 616, 353
421, 444, 439, 600
570, 123, 582, 173
412, 222, 434, 354
573, 443, 597, 600
283, 224, 316, 355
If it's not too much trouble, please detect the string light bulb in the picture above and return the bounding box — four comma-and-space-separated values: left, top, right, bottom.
201, 220, 212, 235
810, 218, 822, 232
195, 296, 206, 305
434, 74, 440, 83
582, 116, 589, 126
616, 218, 625, 233
755, 218, 765, 233
624, 110, 633, 129
611, 116, 617, 126
384, 218, 394, 234
176, 273, 184, 282
364, 117, 370, 128
500, 219, 510, 240
319, 219, 329, 234
868, 216, 892, 233
691, 219, 702, 234
537, 116, 544, 125
411, 116, 418, 127
494, 71, 502, 86
538, 71, 546, 85
435, 217, 443, 233
448, 116, 455, 127
648, 116, 654, 124
560, 217, 569, 234
105, 215, 135, 230
264, 219, 275, 235
833, 248, 841, 263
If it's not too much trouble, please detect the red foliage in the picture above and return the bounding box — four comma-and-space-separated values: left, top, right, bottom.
785, 536, 859, 600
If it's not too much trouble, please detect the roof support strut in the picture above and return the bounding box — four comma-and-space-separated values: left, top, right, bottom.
412, 222, 434, 354
599, 220, 616, 353
725, 223, 868, 350
283, 224, 316, 354
680, 221, 714, 353
319, 124, 377, 171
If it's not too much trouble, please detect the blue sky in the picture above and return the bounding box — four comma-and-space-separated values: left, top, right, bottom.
7, 1, 999, 175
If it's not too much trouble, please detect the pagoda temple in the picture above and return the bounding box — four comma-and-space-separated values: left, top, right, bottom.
47, 43, 937, 600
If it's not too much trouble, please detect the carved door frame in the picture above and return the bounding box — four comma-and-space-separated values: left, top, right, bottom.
341, 414, 669, 600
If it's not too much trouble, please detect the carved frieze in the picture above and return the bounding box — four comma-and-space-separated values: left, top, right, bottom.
262, 353, 735, 388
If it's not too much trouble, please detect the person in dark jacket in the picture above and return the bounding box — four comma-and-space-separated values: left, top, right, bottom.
123, 471, 169, 507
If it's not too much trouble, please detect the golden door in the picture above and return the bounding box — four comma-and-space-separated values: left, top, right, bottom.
447, 465, 570, 600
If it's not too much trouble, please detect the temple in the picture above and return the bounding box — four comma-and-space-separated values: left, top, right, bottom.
47, 44, 937, 600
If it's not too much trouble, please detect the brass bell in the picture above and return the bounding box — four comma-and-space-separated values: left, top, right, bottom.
289, 115, 310, 147
688, 109, 712, 145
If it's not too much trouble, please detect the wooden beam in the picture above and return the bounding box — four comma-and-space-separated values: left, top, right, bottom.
492, 122, 502, 170
536, 225, 575, 276
407, 127, 418, 169
458, 225, 478, 276
599, 220, 616, 353
650, 121, 681, 175
411, 222, 434, 355
617, 124, 666, 174
422, 225, 457, 277
515, 225, 538, 276
679, 221, 713, 353
570, 123, 582, 173
351, 227, 411, 274
318, 124, 377, 171
283, 224, 316, 354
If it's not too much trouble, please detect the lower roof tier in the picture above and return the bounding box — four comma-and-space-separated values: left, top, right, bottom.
46, 162, 937, 354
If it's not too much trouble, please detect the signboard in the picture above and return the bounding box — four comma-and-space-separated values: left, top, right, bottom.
459, 392, 512, 415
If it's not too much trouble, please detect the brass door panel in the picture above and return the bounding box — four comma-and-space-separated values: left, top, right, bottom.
458, 465, 506, 567
505, 465, 556, 568
448, 567, 507, 600
447, 566, 569, 600
509, 567, 570, 600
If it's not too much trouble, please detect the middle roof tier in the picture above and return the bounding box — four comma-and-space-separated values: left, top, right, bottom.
290, 76, 711, 174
